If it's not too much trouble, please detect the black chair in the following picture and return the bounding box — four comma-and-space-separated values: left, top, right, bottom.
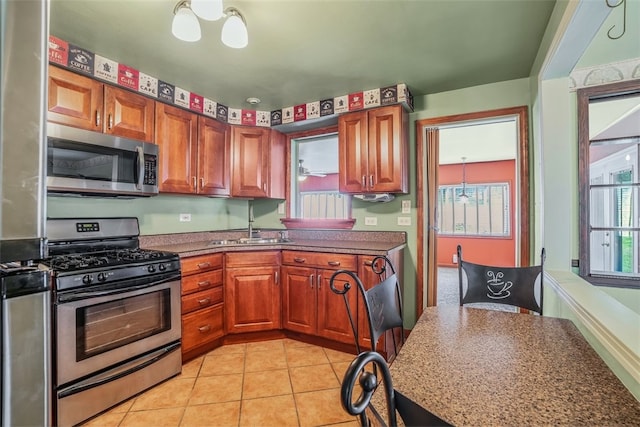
341, 351, 451, 427
457, 245, 546, 314
329, 255, 404, 358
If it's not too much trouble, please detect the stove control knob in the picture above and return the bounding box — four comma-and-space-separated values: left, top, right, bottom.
97, 272, 107, 282
147, 265, 156, 273
158, 263, 167, 271
82, 274, 93, 285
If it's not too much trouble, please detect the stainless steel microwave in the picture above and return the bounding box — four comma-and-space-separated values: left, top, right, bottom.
46, 123, 158, 197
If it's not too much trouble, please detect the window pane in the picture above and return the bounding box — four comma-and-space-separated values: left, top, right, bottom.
590, 230, 638, 277
437, 182, 510, 236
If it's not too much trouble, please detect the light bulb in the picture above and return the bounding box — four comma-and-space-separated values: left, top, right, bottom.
191, 0, 224, 21
221, 10, 248, 48
459, 193, 469, 204
172, 4, 201, 42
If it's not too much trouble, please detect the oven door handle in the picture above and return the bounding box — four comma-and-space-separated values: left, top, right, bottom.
58, 274, 179, 303
58, 341, 181, 399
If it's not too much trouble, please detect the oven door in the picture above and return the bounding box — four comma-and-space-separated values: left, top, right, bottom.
55, 275, 181, 386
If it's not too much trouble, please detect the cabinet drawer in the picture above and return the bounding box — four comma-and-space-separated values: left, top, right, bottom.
282, 251, 357, 271
181, 253, 223, 275
182, 270, 223, 295
182, 287, 223, 314
182, 304, 224, 352
225, 250, 281, 268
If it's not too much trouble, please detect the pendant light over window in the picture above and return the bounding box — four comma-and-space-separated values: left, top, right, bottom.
171, 0, 248, 48
459, 157, 469, 204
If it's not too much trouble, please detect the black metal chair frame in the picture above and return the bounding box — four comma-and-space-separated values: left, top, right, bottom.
329, 255, 404, 356
341, 351, 451, 427
457, 245, 546, 314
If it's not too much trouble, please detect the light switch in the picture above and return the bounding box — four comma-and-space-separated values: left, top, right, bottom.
397, 217, 411, 226
365, 217, 378, 226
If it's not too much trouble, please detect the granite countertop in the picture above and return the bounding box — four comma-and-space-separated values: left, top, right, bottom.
140, 230, 406, 258
370, 306, 640, 426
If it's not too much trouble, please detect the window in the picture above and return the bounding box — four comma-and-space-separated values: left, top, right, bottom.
437, 182, 510, 236
578, 80, 640, 288
281, 127, 355, 229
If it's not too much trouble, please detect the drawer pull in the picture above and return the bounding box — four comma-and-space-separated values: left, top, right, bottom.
197, 280, 211, 288
328, 261, 341, 266
275, 271, 279, 285
197, 262, 211, 269
198, 298, 211, 305
364, 260, 373, 266
294, 257, 306, 263
198, 325, 211, 333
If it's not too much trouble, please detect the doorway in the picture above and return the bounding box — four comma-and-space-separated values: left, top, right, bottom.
415, 106, 531, 316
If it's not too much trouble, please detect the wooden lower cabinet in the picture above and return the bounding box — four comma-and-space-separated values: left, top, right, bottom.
281, 251, 358, 345
225, 251, 282, 333
180, 253, 224, 360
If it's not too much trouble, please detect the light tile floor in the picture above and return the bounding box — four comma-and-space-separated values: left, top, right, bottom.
82, 339, 360, 427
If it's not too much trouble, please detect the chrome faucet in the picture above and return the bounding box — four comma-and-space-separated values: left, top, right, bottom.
248, 202, 254, 238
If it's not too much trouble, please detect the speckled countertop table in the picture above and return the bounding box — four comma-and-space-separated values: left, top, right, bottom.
372, 306, 640, 426
140, 230, 406, 257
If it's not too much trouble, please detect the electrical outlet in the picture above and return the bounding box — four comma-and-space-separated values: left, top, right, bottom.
364, 216, 378, 226
277, 202, 286, 214
401, 200, 411, 214
452, 254, 458, 264
397, 216, 411, 226
179, 213, 191, 222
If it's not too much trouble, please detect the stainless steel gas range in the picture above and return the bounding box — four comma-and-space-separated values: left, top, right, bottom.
43, 217, 182, 426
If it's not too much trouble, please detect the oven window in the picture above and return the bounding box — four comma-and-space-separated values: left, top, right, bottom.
76, 289, 171, 361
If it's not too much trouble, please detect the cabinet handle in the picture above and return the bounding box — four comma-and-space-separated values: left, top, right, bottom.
309, 274, 314, 288
328, 261, 341, 267
317, 274, 321, 289
95, 110, 101, 127
197, 280, 211, 288
369, 175, 374, 188
197, 262, 211, 269
275, 271, 279, 285
192, 176, 197, 188
263, 183, 267, 191
198, 298, 211, 305
199, 177, 204, 189
108, 114, 113, 130
198, 325, 211, 333
294, 257, 306, 263
362, 175, 366, 188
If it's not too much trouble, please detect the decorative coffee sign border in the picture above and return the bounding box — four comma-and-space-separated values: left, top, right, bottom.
48, 35, 414, 128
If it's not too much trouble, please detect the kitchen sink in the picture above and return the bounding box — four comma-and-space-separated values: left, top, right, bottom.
208, 237, 292, 246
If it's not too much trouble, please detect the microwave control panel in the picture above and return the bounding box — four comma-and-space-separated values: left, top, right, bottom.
144, 155, 157, 186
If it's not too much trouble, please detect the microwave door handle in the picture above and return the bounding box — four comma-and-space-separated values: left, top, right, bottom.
135, 146, 144, 190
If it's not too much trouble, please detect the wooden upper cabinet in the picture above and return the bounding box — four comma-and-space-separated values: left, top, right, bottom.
231, 127, 285, 198
48, 66, 154, 142
104, 85, 155, 142
155, 103, 198, 193
338, 104, 408, 194
198, 116, 231, 196
48, 65, 103, 131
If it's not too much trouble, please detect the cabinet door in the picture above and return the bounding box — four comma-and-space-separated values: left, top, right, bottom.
357, 256, 382, 351
155, 103, 198, 193
231, 126, 270, 197
48, 66, 103, 131
367, 105, 408, 193
281, 266, 316, 335
198, 116, 230, 196
316, 269, 357, 344
338, 110, 368, 193
267, 129, 286, 199
104, 85, 155, 142
225, 266, 281, 333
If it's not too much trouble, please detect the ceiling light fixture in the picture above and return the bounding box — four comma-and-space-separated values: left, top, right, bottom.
171, 1, 248, 48
221, 7, 248, 49
190, 0, 223, 21
459, 156, 469, 204
172, 0, 201, 42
